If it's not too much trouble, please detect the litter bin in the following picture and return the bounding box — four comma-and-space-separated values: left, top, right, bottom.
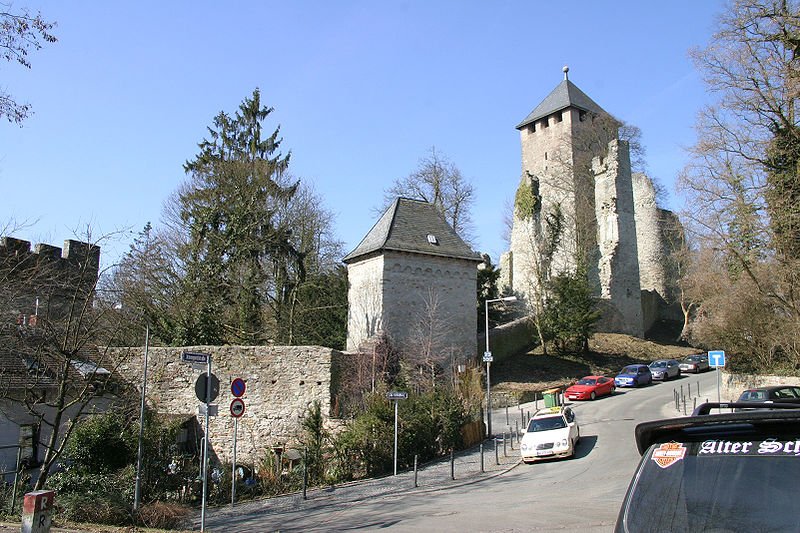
543, 388, 561, 408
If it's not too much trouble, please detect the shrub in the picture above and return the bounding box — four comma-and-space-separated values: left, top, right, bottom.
136, 500, 191, 529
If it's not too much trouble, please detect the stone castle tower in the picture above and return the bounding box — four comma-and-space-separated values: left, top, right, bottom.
344, 198, 482, 360
502, 68, 680, 336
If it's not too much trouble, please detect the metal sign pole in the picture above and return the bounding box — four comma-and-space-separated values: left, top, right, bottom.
486, 360, 492, 437
200, 356, 211, 532
393, 399, 399, 476
231, 417, 238, 506
134, 325, 149, 512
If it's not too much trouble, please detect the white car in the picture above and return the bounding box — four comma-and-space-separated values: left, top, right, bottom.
520, 406, 580, 463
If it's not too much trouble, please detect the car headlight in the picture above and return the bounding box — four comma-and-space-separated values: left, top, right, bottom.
521, 443, 528, 451
556, 438, 568, 449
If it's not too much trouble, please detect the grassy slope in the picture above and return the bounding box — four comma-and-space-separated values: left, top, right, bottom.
492, 332, 699, 399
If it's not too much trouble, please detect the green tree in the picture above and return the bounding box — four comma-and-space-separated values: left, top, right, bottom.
175, 88, 298, 345
1, 6, 56, 124
542, 267, 601, 354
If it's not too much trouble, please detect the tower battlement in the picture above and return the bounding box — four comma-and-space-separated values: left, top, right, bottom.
0, 236, 101, 324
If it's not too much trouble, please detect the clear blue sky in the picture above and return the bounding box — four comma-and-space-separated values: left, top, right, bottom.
1, 1, 724, 268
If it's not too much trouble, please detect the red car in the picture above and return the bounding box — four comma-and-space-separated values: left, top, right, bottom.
565, 375, 616, 401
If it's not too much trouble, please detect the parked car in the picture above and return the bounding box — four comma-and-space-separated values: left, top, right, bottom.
678, 354, 709, 374
648, 359, 681, 381
614, 364, 652, 388
615, 403, 800, 532
734, 385, 800, 410
520, 406, 580, 463
565, 375, 615, 401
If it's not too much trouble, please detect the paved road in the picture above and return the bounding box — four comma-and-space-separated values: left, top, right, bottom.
197, 370, 720, 532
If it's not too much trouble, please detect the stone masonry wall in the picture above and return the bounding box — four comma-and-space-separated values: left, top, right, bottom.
381, 250, 478, 362
346, 254, 384, 351
592, 140, 643, 337
111, 345, 344, 466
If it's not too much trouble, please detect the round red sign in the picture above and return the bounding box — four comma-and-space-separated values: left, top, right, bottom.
230, 398, 245, 418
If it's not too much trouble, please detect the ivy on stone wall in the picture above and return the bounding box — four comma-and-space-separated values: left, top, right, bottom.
514, 175, 541, 220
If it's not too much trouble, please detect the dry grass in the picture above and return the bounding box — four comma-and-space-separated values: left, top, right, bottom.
492, 331, 699, 400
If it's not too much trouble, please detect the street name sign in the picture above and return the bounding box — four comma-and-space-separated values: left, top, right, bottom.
386, 391, 409, 400
482, 351, 493, 363
182, 351, 210, 364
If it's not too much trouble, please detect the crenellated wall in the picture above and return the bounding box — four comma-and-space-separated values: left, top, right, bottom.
0, 236, 100, 324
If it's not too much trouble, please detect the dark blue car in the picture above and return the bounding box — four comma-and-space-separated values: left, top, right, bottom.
614, 364, 652, 388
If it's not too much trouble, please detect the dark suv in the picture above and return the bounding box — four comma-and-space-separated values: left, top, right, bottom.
615, 402, 800, 532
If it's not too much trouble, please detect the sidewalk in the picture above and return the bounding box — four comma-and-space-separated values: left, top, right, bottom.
199, 435, 521, 529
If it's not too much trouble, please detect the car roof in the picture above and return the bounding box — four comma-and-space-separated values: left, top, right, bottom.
577, 375, 604, 380
744, 385, 799, 392
532, 406, 569, 418
634, 403, 800, 455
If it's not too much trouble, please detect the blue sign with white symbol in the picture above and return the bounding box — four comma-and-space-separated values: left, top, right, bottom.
708, 350, 726, 368
231, 377, 246, 397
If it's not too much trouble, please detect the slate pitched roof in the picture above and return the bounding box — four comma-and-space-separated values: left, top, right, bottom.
343, 198, 482, 264
516, 79, 606, 130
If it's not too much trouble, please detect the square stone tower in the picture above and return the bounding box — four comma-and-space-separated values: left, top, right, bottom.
344, 198, 483, 361
503, 68, 644, 337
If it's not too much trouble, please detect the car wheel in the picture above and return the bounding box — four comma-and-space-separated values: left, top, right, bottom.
590, 391, 596, 401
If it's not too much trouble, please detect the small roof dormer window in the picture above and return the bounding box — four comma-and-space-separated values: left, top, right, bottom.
427, 234, 439, 245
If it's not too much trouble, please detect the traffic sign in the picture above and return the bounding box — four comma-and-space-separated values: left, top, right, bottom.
231, 377, 246, 397
182, 351, 210, 364
230, 398, 245, 418
482, 351, 493, 363
198, 403, 219, 417
195, 373, 220, 403
708, 350, 726, 368
386, 391, 409, 400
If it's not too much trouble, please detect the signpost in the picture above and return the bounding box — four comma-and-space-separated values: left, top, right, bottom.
182, 351, 212, 532
195, 374, 220, 403
386, 391, 408, 476
709, 350, 726, 406
230, 377, 245, 506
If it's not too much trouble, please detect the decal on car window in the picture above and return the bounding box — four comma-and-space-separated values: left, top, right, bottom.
698, 438, 800, 456
651, 442, 687, 469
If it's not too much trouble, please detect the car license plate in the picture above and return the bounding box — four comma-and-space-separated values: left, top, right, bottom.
537, 450, 554, 456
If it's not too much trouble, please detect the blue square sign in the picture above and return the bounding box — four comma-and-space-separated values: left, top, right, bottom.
708, 350, 726, 368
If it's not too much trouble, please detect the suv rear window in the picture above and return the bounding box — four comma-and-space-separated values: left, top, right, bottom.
617, 438, 800, 531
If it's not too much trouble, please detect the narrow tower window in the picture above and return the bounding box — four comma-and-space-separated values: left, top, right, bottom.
427, 234, 439, 245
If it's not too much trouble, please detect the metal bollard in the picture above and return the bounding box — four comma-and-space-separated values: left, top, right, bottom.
414, 455, 419, 487
510, 428, 514, 450
450, 449, 455, 480
515, 420, 519, 438
683, 396, 687, 415
680, 384, 684, 403
480, 442, 484, 473
693, 397, 697, 411
495, 437, 500, 465
697, 381, 701, 398
506, 404, 509, 425
503, 432, 507, 457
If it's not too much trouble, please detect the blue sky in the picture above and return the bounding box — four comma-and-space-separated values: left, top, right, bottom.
1, 1, 724, 268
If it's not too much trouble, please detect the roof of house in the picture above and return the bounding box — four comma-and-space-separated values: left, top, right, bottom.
342, 198, 483, 264
516, 78, 606, 130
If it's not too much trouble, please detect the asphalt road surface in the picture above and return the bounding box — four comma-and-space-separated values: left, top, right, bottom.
199, 370, 721, 532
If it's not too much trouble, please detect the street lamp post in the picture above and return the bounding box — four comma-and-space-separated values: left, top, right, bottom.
484, 296, 517, 438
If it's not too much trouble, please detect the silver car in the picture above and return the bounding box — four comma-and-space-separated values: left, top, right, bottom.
648, 359, 681, 381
